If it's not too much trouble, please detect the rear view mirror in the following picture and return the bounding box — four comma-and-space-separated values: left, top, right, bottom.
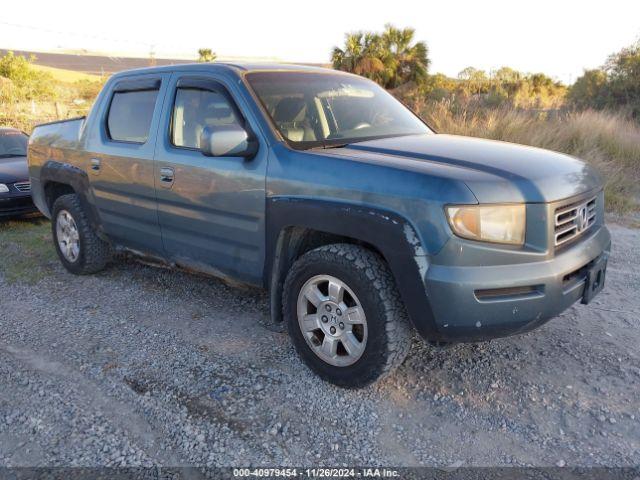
200, 125, 257, 158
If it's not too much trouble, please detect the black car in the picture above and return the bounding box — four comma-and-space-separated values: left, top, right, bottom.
0, 127, 37, 218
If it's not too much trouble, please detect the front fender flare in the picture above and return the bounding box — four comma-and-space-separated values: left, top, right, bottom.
266, 197, 438, 339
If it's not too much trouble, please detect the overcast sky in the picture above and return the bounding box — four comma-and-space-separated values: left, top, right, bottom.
1, 0, 638, 83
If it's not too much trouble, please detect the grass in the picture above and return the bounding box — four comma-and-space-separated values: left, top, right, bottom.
0, 217, 56, 284
418, 102, 640, 214
30, 64, 99, 83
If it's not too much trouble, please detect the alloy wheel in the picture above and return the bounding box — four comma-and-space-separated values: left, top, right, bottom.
56, 209, 80, 263
296, 274, 368, 367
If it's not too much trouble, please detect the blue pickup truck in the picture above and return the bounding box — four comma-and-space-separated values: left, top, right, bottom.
28, 63, 611, 388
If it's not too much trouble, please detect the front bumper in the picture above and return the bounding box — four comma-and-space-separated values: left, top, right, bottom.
0, 193, 38, 218
424, 225, 611, 342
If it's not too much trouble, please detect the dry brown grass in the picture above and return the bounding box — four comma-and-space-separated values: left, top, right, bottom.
2, 91, 638, 213
418, 101, 640, 213
0, 100, 90, 132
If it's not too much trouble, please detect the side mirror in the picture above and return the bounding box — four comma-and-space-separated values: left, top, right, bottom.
200, 125, 257, 158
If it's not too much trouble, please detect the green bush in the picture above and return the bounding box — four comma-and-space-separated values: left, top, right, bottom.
0, 51, 55, 101
73, 78, 107, 101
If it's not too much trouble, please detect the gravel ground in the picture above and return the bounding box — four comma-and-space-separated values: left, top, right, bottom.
0, 221, 638, 468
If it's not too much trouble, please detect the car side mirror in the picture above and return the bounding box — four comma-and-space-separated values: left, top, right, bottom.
200, 125, 257, 158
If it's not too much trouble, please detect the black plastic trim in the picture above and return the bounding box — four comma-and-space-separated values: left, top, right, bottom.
113, 77, 161, 93
39, 160, 103, 234
265, 197, 439, 340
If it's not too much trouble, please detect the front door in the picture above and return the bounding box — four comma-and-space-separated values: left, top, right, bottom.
153, 74, 267, 285
86, 74, 170, 255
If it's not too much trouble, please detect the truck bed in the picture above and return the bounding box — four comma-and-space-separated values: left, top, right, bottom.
27, 117, 87, 216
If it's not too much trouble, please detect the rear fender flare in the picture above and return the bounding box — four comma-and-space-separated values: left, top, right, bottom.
40, 160, 103, 234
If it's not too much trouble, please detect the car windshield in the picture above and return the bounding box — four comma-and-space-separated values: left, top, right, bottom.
245, 72, 432, 149
0, 130, 28, 157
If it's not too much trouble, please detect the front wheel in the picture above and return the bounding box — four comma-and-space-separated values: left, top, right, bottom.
283, 244, 411, 388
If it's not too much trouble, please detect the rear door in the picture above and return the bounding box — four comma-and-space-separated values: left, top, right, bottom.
85, 74, 170, 256
153, 73, 268, 285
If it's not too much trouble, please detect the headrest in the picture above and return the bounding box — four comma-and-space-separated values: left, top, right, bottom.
274, 97, 306, 123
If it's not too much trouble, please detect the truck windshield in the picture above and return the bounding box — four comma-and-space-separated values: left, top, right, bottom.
245, 72, 432, 149
0, 130, 28, 157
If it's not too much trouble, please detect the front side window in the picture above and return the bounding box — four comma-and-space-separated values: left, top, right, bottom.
107, 89, 159, 143
0, 130, 28, 157
246, 72, 432, 149
172, 87, 242, 149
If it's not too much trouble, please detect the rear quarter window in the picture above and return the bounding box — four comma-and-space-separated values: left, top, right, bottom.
107, 89, 159, 143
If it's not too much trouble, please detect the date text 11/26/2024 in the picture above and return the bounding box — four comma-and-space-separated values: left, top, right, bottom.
233, 468, 400, 478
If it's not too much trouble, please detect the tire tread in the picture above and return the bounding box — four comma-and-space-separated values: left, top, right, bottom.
283, 243, 411, 387
52, 194, 111, 274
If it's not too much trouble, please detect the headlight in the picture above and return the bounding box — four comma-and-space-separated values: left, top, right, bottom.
0, 184, 9, 194
446, 204, 526, 245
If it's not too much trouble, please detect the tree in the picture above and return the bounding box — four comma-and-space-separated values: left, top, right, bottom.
380, 24, 429, 88
331, 25, 429, 88
568, 69, 608, 109
492, 67, 521, 84
568, 41, 640, 117
423, 73, 457, 100
458, 67, 489, 95
331, 32, 386, 83
605, 42, 640, 114
197, 49, 217, 63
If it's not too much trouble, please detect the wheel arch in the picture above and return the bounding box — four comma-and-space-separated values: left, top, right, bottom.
39, 161, 103, 236
44, 182, 76, 212
266, 197, 439, 339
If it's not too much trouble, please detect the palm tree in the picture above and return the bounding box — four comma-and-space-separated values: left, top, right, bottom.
331, 33, 386, 84
197, 48, 217, 63
331, 26, 429, 89
380, 25, 429, 89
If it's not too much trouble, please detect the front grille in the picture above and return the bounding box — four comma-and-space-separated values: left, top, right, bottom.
554, 196, 596, 247
13, 181, 31, 193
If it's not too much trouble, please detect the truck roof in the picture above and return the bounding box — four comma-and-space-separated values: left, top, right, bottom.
109, 62, 338, 78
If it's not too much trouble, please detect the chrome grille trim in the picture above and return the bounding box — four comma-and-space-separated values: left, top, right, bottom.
554, 196, 597, 247
13, 181, 31, 193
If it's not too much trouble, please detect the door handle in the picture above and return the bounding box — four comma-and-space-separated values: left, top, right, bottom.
90, 158, 101, 172
159, 167, 175, 185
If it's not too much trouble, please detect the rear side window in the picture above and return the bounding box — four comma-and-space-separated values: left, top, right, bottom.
107, 89, 159, 143
172, 87, 242, 149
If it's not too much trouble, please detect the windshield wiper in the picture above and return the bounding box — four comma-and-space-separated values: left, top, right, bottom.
321, 143, 349, 149
0, 153, 25, 158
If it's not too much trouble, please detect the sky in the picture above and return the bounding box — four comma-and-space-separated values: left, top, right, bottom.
1, 0, 638, 84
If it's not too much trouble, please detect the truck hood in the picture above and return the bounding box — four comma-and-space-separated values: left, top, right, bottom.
0, 155, 29, 183
339, 134, 602, 203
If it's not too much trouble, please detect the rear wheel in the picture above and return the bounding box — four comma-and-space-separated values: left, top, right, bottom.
283, 243, 411, 388
51, 194, 111, 274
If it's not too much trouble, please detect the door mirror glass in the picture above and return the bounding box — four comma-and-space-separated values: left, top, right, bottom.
200, 125, 257, 158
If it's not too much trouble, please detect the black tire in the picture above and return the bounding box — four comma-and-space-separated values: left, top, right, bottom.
283, 243, 411, 388
51, 193, 111, 275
